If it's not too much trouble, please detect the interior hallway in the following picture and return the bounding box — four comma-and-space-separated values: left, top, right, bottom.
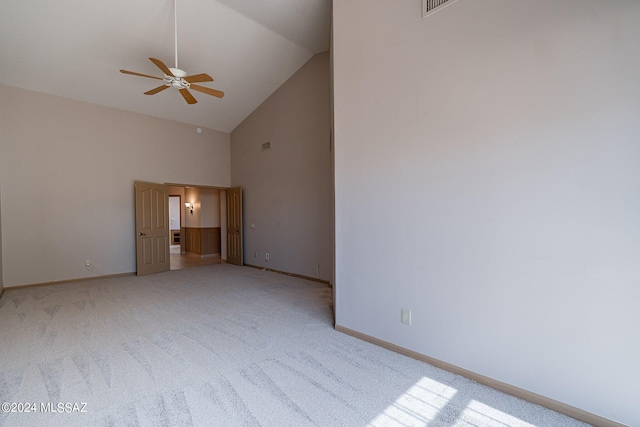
170, 245, 222, 271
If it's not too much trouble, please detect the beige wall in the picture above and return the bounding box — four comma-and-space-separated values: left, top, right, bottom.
184, 187, 201, 228
0, 178, 3, 290
182, 187, 222, 256
231, 52, 332, 281
0, 84, 231, 287
200, 189, 221, 228
333, 1, 640, 425
183, 187, 220, 228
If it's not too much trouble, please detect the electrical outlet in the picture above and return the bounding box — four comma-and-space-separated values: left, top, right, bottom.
401, 309, 412, 325
265, 252, 270, 261
85, 260, 91, 270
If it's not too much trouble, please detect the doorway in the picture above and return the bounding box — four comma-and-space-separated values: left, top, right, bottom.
169, 195, 182, 247
167, 184, 226, 271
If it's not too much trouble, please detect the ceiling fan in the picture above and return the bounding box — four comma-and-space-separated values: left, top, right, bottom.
119, 0, 224, 105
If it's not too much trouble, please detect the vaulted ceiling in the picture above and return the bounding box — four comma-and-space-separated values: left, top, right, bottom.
0, 0, 330, 132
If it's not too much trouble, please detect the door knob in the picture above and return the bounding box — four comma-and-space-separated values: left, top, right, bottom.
138, 232, 146, 236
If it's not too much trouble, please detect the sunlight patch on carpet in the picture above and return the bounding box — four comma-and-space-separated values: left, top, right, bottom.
453, 399, 536, 427
368, 376, 458, 426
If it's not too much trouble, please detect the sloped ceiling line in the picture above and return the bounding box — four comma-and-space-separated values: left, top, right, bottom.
0, 0, 330, 132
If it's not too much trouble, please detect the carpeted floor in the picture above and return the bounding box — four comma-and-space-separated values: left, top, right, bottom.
0, 264, 590, 426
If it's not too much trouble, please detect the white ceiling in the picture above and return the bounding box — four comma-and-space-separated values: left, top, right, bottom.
0, 0, 330, 132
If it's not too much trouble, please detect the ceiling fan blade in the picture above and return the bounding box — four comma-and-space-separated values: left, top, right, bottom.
144, 85, 170, 95
184, 73, 214, 83
120, 69, 164, 80
149, 58, 174, 77
179, 88, 197, 104
190, 84, 225, 98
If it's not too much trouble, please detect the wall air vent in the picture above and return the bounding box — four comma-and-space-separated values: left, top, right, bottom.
262, 141, 271, 151
422, 0, 459, 19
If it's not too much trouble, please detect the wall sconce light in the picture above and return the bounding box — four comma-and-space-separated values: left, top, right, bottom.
185, 202, 194, 214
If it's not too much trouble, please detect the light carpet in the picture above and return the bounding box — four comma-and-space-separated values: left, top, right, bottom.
0, 264, 590, 426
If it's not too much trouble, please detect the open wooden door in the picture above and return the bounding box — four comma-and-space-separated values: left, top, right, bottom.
226, 187, 243, 265
135, 181, 170, 276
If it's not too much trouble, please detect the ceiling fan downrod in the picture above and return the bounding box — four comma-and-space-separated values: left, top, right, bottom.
168, 0, 187, 79
174, 0, 179, 70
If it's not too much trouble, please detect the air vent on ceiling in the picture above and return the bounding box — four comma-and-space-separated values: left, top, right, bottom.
262, 141, 271, 151
422, 0, 459, 19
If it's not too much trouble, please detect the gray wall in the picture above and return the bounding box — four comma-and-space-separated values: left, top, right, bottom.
333, 0, 640, 425
0, 84, 231, 287
231, 52, 332, 281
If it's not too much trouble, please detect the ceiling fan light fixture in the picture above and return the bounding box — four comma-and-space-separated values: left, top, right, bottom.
168, 67, 187, 78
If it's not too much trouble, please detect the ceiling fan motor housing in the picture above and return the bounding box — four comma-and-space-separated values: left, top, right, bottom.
168, 78, 189, 89
165, 67, 188, 89
165, 68, 189, 89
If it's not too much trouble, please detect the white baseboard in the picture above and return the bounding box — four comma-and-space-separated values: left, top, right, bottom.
335, 324, 627, 427
3, 272, 135, 290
